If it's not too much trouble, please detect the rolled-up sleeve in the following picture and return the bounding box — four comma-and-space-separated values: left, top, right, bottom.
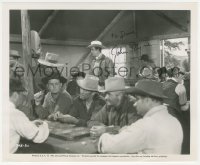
98, 120, 146, 153
32, 121, 49, 143
175, 84, 187, 105
13, 112, 49, 143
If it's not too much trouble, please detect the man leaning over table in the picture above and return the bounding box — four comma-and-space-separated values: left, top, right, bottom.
98, 80, 183, 154
9, 78, 49, 153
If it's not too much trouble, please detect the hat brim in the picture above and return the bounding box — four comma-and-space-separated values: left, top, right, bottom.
126, 87, 168, 99
42, 76, 67, 84
99, 86, 130, 93
88, 44, 106, 49
38, 59, 65, 67
77, 79, 98, 92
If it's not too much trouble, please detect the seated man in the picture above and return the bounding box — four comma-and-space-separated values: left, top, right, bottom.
58, 75, 105, 126
98, 80, 183, 154
88, 77, 141, 138
66, 71, 86, 98
34, 73, 72, 120
9, 78, 49, 153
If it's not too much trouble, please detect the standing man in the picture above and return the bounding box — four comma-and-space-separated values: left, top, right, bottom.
163, 67, 189, 119
98, 80, 183, 154
88, 77, 141, 137
163, 67, 190, 154
88, 40, 115, 89
9, 78, 49, 153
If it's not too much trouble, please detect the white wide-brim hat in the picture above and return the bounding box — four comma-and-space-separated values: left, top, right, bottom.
99, 77, 130, 93
77, 74, 99, 92
10, 50, 20, 58
38, 52, 65, 67
88, 40, 106, 49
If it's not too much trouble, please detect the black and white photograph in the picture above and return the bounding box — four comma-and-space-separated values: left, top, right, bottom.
1, 2, 198, 162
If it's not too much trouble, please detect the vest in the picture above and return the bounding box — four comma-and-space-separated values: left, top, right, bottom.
163, 79, 180, 116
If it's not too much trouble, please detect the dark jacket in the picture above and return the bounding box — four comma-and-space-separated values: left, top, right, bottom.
35, 90, 72, 119
69, 93, 106, 126
88, 95, 141, 128
90, 54, 115, 86
163, 79, 180, 117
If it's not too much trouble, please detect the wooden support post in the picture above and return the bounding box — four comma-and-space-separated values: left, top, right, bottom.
21, 10, 34, 106
132, 11, 136, 38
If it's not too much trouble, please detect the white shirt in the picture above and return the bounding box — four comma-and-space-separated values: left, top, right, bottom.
98, 105, 183, 154
9, 101, 49, 153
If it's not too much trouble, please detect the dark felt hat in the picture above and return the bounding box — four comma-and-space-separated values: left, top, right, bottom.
126, 80, 168, 99
41, 73, 67, 84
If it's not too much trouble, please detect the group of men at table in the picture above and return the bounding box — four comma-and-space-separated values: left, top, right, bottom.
9, 40, 188, 154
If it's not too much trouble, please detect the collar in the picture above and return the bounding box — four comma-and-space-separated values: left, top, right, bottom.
49, 92, 61, 103
9, 101, 16, 109
144, 105, 167, 118
9, 101, 18, 112
167, 77, 178, 82
95, 53, 104, 60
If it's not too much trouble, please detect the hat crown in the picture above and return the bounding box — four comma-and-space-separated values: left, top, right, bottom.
10, 50, 20, 57
45, 52, 59, 63
136, 80, 165, 97
77, 74, 99, 91
104, 77, 126, 92
38, 52, 64, 67
91, 40, 102, 46
88, 40, 105, 49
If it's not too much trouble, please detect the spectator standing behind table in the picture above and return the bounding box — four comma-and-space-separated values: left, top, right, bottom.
163, 67, 190, 154
9, 78, 49, 153
88, 40, 115, 89
66, 71, 86, 98
157, 67, 168, 82
56, 75, 106, 126
98, 80, 183, 154
163, 67, 189, 119
34, 73, 72, 120
88, 77, 141, 138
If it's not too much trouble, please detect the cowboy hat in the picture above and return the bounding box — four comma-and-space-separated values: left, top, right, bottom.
126, 80, 168, 99
88, 40, 106, 49
41, 73, 67, 84
77, 74, 99, 92
38, 52, 65, 67
10, 50, 21, 58
99, 77, 130, 93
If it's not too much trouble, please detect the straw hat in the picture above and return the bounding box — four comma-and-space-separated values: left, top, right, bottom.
88, 40, 106, 49
10, 50, 20, 58
38, 52, 65, 67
